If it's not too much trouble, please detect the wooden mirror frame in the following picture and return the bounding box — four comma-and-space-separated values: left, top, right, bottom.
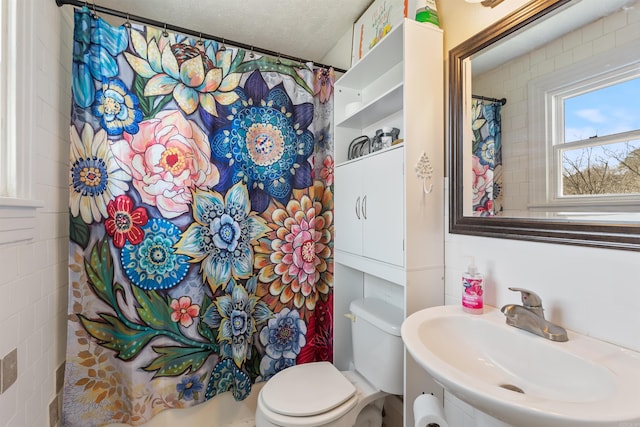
448, 0, 640, 251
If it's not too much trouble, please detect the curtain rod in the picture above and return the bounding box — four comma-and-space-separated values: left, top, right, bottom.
472, 94, 507, 105
55, 0, 347, 73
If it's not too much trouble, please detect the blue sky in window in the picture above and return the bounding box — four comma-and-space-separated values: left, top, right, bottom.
564, 77, 640, 143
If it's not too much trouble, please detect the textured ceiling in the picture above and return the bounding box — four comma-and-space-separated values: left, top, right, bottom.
94, 0, 372, 64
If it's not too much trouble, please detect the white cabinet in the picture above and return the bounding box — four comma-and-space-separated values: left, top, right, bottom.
335, 147, 404, 266
334, 160, 364, 256
332, 19, 445, 427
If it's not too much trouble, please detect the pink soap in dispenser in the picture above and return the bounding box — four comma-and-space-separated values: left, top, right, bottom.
462, 258, 484, 314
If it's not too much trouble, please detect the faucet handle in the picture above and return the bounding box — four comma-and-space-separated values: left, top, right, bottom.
508, 287, 543, 308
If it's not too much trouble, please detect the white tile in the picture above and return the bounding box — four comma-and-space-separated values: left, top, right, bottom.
544, 38, 563, 59
23, 389, 44, 427
0, 386, 18, 426
0, 247, 19, 286
25, 329, 43, 373
562, 29, 582, 51
616, 21, 640, 46
580, 19, 604, 42
528, 48, 546, 67
603, 10, 628, 34
531, 57, 555, 78
16, 243, 36, 278
592, 32, 616, 54
571, 41, 593, 63
0, 314, 19, 357
554, 51, 574, 70
18, 310, 36, 353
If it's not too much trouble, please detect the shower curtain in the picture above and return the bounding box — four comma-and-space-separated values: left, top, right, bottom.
63, 7, 334, 426
471, 98, 503, 216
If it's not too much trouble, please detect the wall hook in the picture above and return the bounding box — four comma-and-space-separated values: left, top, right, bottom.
415, 152, 434, 195
219, 38, 226, 51
162, 23, 169, 38
123, 13, 131, 28
196, 32, 204, 45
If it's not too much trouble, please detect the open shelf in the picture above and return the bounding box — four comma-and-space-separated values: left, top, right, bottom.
336, 83, 403, 129
336, 141, 404, 168
338, 21, 405, 90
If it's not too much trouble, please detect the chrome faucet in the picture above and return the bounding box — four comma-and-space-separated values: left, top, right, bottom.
500, 287, 568, 342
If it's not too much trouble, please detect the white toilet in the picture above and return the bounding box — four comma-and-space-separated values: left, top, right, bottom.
256, 297, 404, 427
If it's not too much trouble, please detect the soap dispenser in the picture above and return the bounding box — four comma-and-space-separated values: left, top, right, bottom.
462, 258, 484, 314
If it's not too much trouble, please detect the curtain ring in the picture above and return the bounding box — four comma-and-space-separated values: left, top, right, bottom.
276, 53, 282, 65
123, 13, 131, 28
249, 46, 255, 59
162, 23, 169, 37
219, 38, 226, 51
91, 0, 98, 18
196, 32, 204, 46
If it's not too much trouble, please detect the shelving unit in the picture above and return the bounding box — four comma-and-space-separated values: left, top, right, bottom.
332, 19, 445, 427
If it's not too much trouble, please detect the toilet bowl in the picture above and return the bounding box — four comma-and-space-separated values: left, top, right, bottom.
255, 298, 404, 427
256, 363, 386, 427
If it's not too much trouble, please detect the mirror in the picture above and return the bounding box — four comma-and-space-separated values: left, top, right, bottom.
449, 0, 640, 250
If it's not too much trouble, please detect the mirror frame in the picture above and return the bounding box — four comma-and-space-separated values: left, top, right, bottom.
448, 0, 640, 251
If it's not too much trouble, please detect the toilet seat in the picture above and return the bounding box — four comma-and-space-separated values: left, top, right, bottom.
257, 362, 361, 427
257, 391, 359, 427
261, 362, 356, 417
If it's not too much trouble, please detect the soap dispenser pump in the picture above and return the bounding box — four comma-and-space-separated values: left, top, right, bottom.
462, 258, 484, 314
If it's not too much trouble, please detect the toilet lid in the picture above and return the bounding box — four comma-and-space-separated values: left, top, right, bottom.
261, 362, 356, 417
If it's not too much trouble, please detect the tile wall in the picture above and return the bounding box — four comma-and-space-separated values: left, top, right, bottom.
0, 1, 73, 426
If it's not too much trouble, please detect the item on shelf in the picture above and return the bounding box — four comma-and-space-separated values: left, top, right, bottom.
348, 135, 371, 160
392, 138, 404, 146
351, 0, 408, 65
372, 127, 400, 152
415, 0, 440, 27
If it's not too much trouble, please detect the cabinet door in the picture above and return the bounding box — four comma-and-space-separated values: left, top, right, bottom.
362, 148, 404, 266
334, 161, 364, 256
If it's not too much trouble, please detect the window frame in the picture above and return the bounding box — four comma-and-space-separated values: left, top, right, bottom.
528, 44, 640, 212
0, 0, 42, 245
0, 0, 16, 199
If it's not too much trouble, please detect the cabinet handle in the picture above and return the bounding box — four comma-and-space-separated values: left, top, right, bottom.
362, 195, 367, 219
355, 196, 361, 219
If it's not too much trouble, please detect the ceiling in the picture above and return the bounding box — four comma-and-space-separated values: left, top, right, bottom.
93, 0, 372, 66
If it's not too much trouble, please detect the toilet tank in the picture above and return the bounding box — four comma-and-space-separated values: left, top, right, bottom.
349, 298, 404, 395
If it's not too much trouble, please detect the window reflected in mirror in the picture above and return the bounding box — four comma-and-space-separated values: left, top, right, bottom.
561, 77, 640, 197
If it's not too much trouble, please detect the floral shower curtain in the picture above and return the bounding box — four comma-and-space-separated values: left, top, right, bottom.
471, 98, 502, 216
63, 7, 334, 426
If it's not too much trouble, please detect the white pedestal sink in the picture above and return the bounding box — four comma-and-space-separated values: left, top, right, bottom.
401, 305, 640, 427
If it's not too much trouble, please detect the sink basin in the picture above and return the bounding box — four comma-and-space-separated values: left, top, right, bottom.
401, 305, 640, 427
